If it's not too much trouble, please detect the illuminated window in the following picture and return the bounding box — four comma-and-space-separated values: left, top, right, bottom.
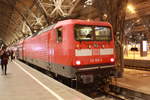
75, 25, 111, 41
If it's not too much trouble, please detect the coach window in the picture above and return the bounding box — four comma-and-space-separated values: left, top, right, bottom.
56, 27, 62, 42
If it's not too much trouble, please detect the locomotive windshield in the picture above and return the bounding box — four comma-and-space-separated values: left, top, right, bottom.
75, 25, 112, 41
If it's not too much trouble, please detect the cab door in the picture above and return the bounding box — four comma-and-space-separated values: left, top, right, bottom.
54, 27, 63, 63
49, 27, 63, 63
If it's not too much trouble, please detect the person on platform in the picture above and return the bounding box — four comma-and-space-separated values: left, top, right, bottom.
10, 50, 14, 61
0, 46, 9, 75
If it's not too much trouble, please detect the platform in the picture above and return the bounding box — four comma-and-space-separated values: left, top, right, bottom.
112, 68, 150, 95
124, 51, 150, 68
0, 60, 93, 100
124, 51, 150, 60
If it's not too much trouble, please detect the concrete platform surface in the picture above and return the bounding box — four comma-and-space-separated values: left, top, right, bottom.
112, 68, 150, 95
0, 60, 93, 100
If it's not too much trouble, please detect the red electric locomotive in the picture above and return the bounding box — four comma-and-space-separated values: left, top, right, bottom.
16, 19, 116, 84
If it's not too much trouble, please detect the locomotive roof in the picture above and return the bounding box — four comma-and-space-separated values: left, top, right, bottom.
24, 19, 112, 40
55, 19, 112, 28
37, 24, 56, 35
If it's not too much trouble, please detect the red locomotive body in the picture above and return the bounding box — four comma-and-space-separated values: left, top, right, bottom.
16, 19, 116, 84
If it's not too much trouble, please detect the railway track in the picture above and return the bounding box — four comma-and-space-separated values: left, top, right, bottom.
105, 92, 127, 100
94, 91, 128, 100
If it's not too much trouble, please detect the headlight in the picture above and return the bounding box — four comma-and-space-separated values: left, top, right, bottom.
76, 60, 81, 65
110, 58, 115, 62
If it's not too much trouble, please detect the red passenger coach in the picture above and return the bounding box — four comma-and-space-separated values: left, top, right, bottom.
16, 40, 24, 60
16, 19, 116, 84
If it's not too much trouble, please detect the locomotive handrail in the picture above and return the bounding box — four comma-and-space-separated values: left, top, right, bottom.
77, 65, 115, 71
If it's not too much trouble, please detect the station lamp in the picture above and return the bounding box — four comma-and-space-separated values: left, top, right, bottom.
41, 26, 44, 29
102, 13, 108, 21
34, 30, 37, 33
127, 4, 136, 14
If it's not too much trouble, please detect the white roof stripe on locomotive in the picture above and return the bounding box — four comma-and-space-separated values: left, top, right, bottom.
75, 49, 92, 56
100, 48, 113, 55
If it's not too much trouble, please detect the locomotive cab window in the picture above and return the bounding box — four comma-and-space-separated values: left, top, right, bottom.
56, 27, 63, 42
75, 25, 112, 41
75, 25, 93, 41
95, 27, 111, 41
